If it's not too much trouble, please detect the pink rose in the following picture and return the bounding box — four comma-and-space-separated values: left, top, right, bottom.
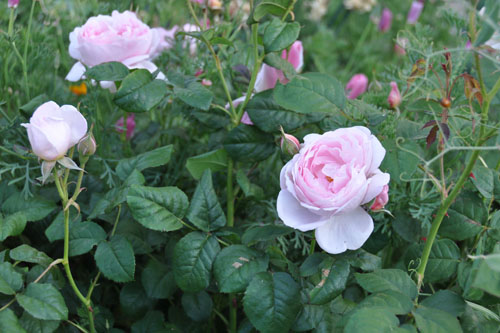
115, 113, 136, 139
66, 10, 174, 84
254, 41, 304, 92
346, 74, 368, 99
21, 102, 88, 161
8, 0, 19, 8
371, 185, 389, 210
277, 126, 390, 254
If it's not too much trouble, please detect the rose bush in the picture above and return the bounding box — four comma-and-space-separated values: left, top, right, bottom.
277, 126, 390, 253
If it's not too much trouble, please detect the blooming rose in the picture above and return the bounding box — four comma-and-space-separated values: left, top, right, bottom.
21, 102, 88, 161
66, 10, 174, 86
277, 126, 390, 254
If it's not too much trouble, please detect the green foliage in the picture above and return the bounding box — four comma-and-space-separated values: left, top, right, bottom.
94, 235, 135, 282
86, 62, 129, 82
17, 283, 68, 320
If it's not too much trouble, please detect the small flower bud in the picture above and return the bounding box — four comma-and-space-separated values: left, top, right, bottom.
8, 0, 19, 8
378, 8, 393, 33
346, 74, 368, 99
280, 127, 300, 156
387, 81, 401, 108
440, 97, 451, 108
201, 79, 212, 86
77, 132, 97, 156
208, 0, 222, 10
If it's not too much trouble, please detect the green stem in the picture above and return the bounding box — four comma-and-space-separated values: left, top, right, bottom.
0, 145, 30, 160
23, 0, 36, 70
236, 23, 263, 122
226, 159, 234, 228
229, 294, 237, 333
281, 0, 297, 21
7, 8, 15, 38
70, 157, 88, 203
0, 298, 16, 312
344, 21, 372, 74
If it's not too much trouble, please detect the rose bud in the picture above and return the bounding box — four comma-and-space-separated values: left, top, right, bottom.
440, 97, 451, 108
77, 132, 97, 156
407, 1, 424, 24
8, 0, 19, 8
115, 113, 136, 140
346, 74, 368, 99
378, 8, 393, 33
387, 81, 401, 108
21, 101, 88, 161
371, 185, 389, 210
277, 126, 390, 254
280, 127, 300, 156
201, 79, 212, 86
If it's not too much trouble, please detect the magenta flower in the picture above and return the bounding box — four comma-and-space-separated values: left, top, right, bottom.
346, 74, 368, 99
378, 8, 393, 32
387, 81, 401, 108
407, 1, 424, 24
8, 0, 19, 8
115, 114, 136, 140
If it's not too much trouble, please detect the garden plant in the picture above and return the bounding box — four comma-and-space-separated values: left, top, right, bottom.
0, 0, 499, 332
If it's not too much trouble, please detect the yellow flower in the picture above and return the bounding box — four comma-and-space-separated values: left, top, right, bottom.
69, 82, 87, 96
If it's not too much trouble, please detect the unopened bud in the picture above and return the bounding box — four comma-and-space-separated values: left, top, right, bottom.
208, 0, 222, 10
77, 132, 96, 156
201, 79, 212, 86
440, 97, 451, 108
387, 81, 401, 108
280, 127, 300, 155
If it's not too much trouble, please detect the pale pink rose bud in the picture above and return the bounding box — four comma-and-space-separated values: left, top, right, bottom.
115, 114, 136, 139
201, 79, 212, 86
407, 1, 424, 24
277, 126, 390, 254
378, 8, 392, 32
346, 74, 368, 99
8, 0, 19, 8
194, 69, 204, 77
371, 185, 389, 210
387, 81, 401, 108
66, 11, 173, 85
21, 102, 88, 161
208, 0, 222, 10
254, 41, 304, 92
280, 129, 300, 156
77, 132, 97, 156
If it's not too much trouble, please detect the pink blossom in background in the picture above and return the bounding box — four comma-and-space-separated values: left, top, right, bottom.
8, 0, 19, 8
407, 1, 424, 24
346, 74, 368, 99
201, 79, 212, 86
21, 102, 88, 161
466, 40, 472, 49
254, 41, 304, 91
115, 114, 136, 140
378, 8, 392, 32
277, 126, 390, 254
371, 185, 389, 210
191, 0, 204, 4
387, 81, 401, 108
240, 112, 254, 125
66, 11, 174, 86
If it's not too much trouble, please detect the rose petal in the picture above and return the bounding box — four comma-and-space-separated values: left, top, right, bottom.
315, 207, 374, 254
59, 105, 88, 146
277, 190, 326, 232
66, 62, 86, 82
361, 171, 390, 204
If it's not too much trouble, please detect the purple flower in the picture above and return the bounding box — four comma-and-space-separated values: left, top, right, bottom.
346, 74, 369, 99
378, 8, 393, 32
407, 1, 424, 24
8, 0, 19, 8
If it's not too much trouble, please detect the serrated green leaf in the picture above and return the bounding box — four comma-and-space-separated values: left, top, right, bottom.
254, 0, 291, 21
273, 72, 346, 114
299, 253, 329, 277
94, 235, 135, 283
131, 311, 166, 333
421, 290, 465, 317
85, 61, 129, 81
19, 94, 49, 116
355, 269, 418, 300
246, 90, 305, 133
186, 149, 228, 180
17, 283, 68, 321
187, 170, 226, 232
141, 260, 176, 299
114, 69, 168, 113
309, 259, 350, 305
181, 291, 213, 322
1, 193, 56, 222
10, 245, 52, 267
213, 245, 269, 293
69, 222, 107, 256
413, 306, 462, 333
116, 145, 173, 180
223, 124, 275, 162
0, 212, 27, 241
0, 308, 26, 333
344, 308, 400, 333
235, 169, 264, 199
173, 232, 220, 292
263, 18, 300, 53
45, 208, 81, 242
242, 224, 294, 245
243, 272, 301, 333
472, 254, 500, 297
173, 81, 213, 110
358, 290, 413, 315
19, 312, 60, 333
0, 262, 23, 295
127, 185, 188, 232
292, 303, 325, 331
